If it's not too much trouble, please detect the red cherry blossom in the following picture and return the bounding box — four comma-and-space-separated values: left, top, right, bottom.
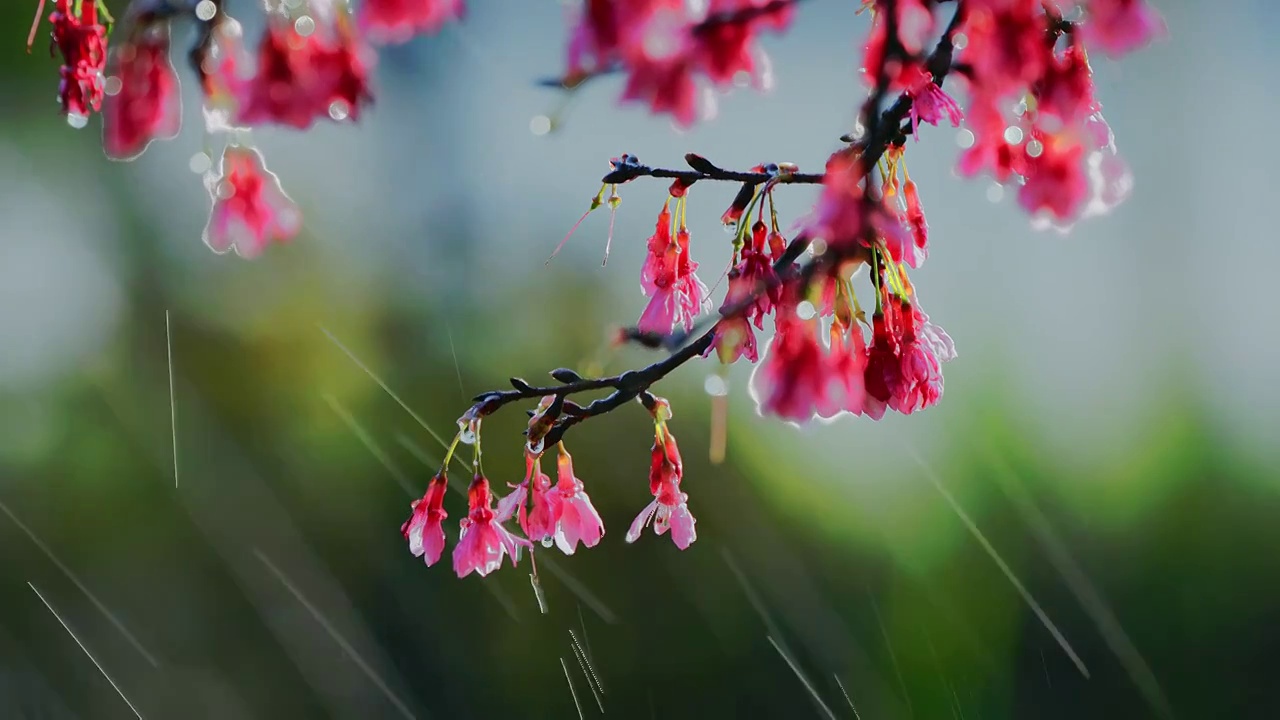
202, 146, 302, 259
905, 65, 963, 140
550, 448, 605, 555
638, 200, 708, 335
236, 12, 374, 130
359, 0, 464, 45
453, 474, 531, 578
888, 301, 945, 414
45, 0, 107, 126
626, 406, 696, 549
401, 472, 449, 566
1017, 130, 1089, 222
815, 318, 868, 420
750, 296, 829, 424
103, 22, 182, 161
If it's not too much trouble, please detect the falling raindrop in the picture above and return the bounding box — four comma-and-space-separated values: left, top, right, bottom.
195, 0, 217, 20
328, 101, 350, 121
66, 113, 89, 129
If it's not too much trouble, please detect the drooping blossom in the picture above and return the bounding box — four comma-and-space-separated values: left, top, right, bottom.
905, 65, 963, 140
860, 0, 935, 90
960, 2, 1050, 101
550, 448, 605, 554
707, 220, 780, 364
626, 400, 696, 549
861, 312, 899, 420
103, 21, 182, 161
202, 145, 302, 258
564, 0, 791, 126
638, 199, 709, 335
359, 0, 464, 45
518, 455, 560, 545
44, 0, 108, 127
236, 9, 374, 129
401, 472, 448, 566
1079, 0, 1166, 59
1034, 41, 1097, 127
898, 179, 929, 268
815, 314, 869, 420
453, 474, 532, 578
888, 301, 945, 415
1017, 130, 1089, 222
749, 294, 829, 424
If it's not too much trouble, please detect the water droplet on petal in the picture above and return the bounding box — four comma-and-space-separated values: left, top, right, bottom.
723, 221, 738, 235
541, 537, 554, 549
195, 0, 217, 20
294, 15, 316, 37
66, 113, 89, 129
328, 100, 350, 121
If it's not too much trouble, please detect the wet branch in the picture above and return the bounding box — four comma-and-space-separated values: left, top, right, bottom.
466, 1, 969, 445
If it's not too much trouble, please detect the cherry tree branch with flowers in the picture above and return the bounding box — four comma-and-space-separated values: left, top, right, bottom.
26, 0, 1167, 578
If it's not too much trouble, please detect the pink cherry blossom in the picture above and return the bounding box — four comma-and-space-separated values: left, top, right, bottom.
626, 425, 696, 549
401, 472, 448, 566
551, 450, 605, 554
359, 0, 464, 45
815, 319, 868, 420
1079, 0, 1167, 59
453, 474, 532, 578
202, 146, 301, 259
103, 21, 182, 161
750, 298, 828, 424
905, 65, 963, 140
1017, 131, 1089, 222
638, 201, 708, 334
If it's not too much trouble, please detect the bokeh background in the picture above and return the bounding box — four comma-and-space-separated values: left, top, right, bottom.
2, 1, 1279, 718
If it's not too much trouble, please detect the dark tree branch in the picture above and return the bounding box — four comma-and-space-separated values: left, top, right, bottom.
464, 0, 972, 446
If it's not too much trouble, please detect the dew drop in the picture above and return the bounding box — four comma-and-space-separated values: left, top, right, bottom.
956, 128, 975, 149
195, 0, 217, 20
1003, 126, 1024, 144
458, 425, 476, 445
541, 537, 554, 549
796, 301, 817, 320
188, 152, 212, 175
529, 115, 552, 136
1025, 139, 1044, 158
66, 113, 89, 129
704, 375, 728, 397
723, 221, 738, 236
328, 100, 350, 121
986, 184, 1004, 203
294, 15, 316, 37
104, 76, 123, 96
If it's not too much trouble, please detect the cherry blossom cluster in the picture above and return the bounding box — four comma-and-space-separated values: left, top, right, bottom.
28, 0, 1164, 576
28, 0, 463, 257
